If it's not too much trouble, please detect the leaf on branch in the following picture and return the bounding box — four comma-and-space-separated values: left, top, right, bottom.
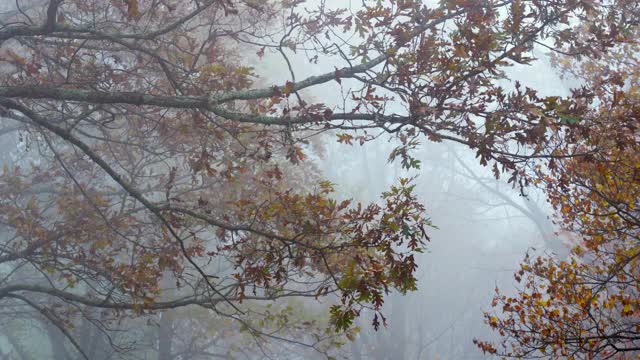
125, 0, 140, 17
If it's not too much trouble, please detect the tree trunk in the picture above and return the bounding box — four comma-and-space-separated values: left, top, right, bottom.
76, 309, 92, 360
45, 321, 72, 360
158, 310, 174, 360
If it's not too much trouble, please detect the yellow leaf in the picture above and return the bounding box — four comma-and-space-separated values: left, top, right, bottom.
489, 316, 498, 326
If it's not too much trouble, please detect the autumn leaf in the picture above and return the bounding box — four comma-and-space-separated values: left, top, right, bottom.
125, 0, 139, 17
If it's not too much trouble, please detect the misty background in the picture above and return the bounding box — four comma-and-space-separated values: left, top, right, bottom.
0, 0, 578, 358
251, 1, 575, 357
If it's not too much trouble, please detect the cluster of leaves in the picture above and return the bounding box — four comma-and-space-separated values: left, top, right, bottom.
476, 22, 640, 360
1, 0, 640, 358
0, 0, 434, 357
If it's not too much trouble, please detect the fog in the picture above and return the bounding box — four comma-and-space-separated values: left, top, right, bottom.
0, 0, 586, 359
254, 2, 575, 357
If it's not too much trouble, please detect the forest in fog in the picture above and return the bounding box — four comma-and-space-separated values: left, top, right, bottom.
0, 0, 638, 359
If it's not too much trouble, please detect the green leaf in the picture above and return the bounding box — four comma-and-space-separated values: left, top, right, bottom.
559, 114, 582, 125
